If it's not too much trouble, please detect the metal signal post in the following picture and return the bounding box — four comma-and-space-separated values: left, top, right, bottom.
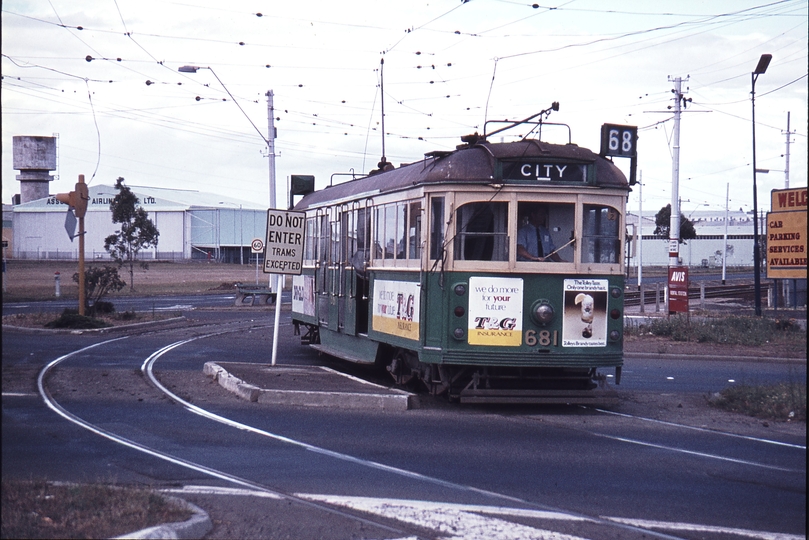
55, 174, 89, 315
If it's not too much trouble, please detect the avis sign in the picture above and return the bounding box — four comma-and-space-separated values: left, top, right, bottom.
263, 210, 305, 275
668, 266, 689, 313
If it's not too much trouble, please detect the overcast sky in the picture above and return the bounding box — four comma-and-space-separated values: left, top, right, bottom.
2, 0, 807, 216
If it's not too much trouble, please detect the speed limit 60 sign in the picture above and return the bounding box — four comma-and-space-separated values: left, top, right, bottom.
250, 238, 264, 254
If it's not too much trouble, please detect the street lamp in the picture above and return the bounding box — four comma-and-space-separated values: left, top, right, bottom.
751, 53, 772, 317
178, 65, 269, 146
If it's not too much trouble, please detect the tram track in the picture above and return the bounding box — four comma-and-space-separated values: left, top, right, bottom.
34, 335, 697, 539
13, 326, 803, 539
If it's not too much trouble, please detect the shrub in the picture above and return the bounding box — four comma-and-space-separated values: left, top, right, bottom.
44, 310, 110, 329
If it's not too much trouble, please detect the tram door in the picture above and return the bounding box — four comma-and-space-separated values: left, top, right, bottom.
327, 210, 340, 332
315, 209, 330, 329
341, 202, 371, 336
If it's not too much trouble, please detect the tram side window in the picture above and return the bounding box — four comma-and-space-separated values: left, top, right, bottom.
375, 202, 408, 260
430, 197, 444, 261
582, 204, 621, 264
454, 202, 509, 261
408, 201, 422, 260
304, 217, 318, 263
350, 207, 372, 276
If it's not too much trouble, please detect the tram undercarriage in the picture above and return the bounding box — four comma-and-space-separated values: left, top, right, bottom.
387, 349, 619, 404
295, 321, 619, 404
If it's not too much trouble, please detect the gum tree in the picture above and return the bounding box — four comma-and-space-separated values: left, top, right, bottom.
104, 178, 159, 291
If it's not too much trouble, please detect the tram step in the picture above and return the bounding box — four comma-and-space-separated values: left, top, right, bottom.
459, 388, 618, 405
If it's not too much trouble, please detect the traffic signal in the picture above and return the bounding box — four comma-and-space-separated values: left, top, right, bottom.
55, 177, 89, 218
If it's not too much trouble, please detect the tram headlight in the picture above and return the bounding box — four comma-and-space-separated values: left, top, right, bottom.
454, 283, 466, 296
611, 287, 623, 298
532, 301, 555, 325
609, 330, 621, 341
453, 327, 465, 340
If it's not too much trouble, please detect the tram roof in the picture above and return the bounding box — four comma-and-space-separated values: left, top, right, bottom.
295, 140, 629, 211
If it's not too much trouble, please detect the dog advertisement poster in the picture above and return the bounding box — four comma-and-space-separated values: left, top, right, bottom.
562, 279, 608, 347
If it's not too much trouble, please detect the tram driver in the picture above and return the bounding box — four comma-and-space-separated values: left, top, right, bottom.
517, 205, 565, 262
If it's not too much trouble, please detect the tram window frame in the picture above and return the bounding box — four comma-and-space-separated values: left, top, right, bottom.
454, 201, 509, 262
408, 201, 422, 260
316, 212, 329, 294
429, 197, 445, 262
581, 203, 622, 264
516, 201, 576, 264
304, 216, 318, 264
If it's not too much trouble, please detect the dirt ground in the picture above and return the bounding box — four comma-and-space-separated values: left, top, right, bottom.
1, 260, 274, 301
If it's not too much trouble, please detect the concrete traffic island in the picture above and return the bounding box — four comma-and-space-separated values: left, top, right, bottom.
204, 361, 416, 411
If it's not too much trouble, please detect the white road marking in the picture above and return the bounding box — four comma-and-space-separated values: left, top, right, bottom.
604, 517, 805, 540
161, 485, 282, 499
2, 392, 38, 397
153, 304, 193, 310
589, 407, 807, 450
298, 495, 589, 540
588, 432, 800, 472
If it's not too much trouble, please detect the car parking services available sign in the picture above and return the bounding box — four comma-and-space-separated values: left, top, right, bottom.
263, 210, 305, 275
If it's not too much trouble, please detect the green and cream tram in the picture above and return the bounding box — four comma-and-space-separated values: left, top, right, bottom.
291, 117, 633, 402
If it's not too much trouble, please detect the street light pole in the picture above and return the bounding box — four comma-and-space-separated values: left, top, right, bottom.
751, 53, 772, 317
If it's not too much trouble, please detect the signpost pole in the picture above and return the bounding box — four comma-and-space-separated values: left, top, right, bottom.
272, 273, 282, 366
262, 209, 306, 367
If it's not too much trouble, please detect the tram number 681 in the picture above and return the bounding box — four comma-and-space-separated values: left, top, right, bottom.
525, 329, 558, 347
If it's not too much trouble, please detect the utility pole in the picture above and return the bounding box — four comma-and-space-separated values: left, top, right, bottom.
266, 90, 277, 292
783, 111, 794, 189
667, 76, 689, 269
267, 89, 282, 365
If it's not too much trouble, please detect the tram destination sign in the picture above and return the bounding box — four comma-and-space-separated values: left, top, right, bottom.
263, 209, 306, 275
501, 161, 586, 183
766, 187, 807, 279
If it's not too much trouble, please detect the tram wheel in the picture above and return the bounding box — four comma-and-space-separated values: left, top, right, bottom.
386, 349, 414, 386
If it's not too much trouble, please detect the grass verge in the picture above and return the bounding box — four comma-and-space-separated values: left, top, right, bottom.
641, 315, 804, 346
1, 480, 192, 539
2, 310, 179, 329
710, 381, 807, 422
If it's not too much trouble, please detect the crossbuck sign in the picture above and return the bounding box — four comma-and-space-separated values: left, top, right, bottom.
263, 209, 306, 275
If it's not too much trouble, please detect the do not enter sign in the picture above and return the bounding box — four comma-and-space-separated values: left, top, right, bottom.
251, 238, 264, 254
263, 209, 306, 275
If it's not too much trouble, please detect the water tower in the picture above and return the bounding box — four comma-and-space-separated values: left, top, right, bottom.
13, 136, 57, 203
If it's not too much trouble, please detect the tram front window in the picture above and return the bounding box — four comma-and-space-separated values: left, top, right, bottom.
517, 202, 575, 263
582, 204, 621, 263
454, 202, 508, 261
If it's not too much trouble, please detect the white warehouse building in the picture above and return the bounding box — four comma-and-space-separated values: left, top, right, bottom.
10, 184, 269, 263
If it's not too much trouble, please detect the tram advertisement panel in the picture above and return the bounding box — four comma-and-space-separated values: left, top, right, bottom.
372, 280, 420, 340
292, 274, 315, 316
468, 277, 523, 346
562, 279, 608, 347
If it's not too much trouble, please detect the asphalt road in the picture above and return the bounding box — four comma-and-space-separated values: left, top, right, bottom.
2, 308, 806, 540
